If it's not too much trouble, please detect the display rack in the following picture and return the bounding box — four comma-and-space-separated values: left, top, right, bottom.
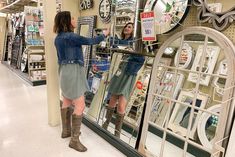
0, 0, 38, 13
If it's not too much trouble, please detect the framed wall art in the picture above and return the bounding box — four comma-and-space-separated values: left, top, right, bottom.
99, 0, 112, 23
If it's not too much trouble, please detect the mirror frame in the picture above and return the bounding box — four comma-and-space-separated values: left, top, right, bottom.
193, 0, 235, 31
77, 15, 97, 76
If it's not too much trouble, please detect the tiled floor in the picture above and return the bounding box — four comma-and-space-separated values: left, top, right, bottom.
0, 64, 126, 157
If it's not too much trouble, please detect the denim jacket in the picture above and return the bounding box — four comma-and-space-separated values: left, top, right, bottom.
110, 37, 145, 76
55, 32, 105, 66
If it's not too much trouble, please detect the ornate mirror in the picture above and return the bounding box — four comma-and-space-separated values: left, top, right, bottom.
144, 0, 191, 34
77, 16, 97, 76
99, 0, 112, 23
193, 0, 235, 31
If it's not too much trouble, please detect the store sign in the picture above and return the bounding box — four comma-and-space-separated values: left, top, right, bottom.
80, 0, 93, 10
140, 11, 156, 41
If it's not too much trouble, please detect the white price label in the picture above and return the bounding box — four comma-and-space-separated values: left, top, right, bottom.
141, 11, 156, 41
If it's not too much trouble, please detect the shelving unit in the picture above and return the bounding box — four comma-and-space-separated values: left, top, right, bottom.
0, 0, 38, 13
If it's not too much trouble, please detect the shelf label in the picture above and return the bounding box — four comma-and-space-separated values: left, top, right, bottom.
140, 11, 156, 41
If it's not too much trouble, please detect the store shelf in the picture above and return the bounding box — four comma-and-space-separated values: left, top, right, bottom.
29, 67, 45, 71
116, 7, 135, 13
29, 60, 45, 63
0, 0, 38, 14
116, 15, 134, 18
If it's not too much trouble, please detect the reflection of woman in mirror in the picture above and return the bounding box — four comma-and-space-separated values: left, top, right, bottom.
54, 11, 109, 152
102, 23, 145, 138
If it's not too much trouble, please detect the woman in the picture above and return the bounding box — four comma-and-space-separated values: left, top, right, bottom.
102, 22, 145, 138
54, 11, 109, 152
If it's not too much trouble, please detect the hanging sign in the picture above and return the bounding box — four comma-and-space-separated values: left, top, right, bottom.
140, 11, 156, 41
80, 0, 93, 10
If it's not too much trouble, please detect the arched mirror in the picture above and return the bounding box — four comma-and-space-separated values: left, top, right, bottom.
144, 0, 191, 34
193, 0, 235, 31
138, 27, 235, 157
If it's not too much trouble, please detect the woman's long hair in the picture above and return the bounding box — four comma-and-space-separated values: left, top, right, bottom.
53, 11, 73, 34
121, 22, 134, 40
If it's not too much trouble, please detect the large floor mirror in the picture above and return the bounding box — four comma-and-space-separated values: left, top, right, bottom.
138, 27, 235, 157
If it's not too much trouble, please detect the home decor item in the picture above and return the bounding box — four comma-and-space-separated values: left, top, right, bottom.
193, 0, 235, 31
99, 0, 112, 23
188, 45, 220, 86
144, 0, 191, 34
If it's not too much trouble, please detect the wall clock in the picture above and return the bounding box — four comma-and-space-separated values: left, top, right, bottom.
99, 0, 112, 23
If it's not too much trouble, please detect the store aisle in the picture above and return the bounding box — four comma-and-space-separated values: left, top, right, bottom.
0, 64, 126, 157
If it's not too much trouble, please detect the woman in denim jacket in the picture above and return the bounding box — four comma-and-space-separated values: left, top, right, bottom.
54, 11, 109, 152
102, 23, 145, 138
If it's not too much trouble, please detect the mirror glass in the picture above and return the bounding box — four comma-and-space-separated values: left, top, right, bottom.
144, 34, 226, 157
85, 29, 111, 121
206, 0, 233, 13
144, 0, 190, 34
96, 51, 149, 147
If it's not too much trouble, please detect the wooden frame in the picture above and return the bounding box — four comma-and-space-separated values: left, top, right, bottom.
77, 16, 97, 76
193, 0, 235, 31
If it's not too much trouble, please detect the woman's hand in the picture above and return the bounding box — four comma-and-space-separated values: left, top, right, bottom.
103, 28, 110, 37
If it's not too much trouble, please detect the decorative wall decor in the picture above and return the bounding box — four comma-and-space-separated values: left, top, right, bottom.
77, 16, 97, 76
188, 45, 220, 86
99, 0, 112, 23
80, 0, 93, 11
197, 104, 221, 150
193, 0, 235, 31
174, 43, 193, 69
144, 0, 191, 34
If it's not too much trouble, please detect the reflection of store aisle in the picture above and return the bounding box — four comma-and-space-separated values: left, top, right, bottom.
0, 64, 125, 157
146, 132, 196, 157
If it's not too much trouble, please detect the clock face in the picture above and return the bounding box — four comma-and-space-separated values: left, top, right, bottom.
99, 0, 112, 23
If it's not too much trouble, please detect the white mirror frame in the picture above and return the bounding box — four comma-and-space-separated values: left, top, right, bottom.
138, 27, 235, 156
197, 104, 221, 151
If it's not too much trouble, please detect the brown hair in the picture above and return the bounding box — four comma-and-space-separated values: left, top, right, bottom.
53, 11, 73, 34
121, 22, 134, 40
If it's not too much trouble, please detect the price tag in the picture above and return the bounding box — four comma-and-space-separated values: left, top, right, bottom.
140, 11, 156, 41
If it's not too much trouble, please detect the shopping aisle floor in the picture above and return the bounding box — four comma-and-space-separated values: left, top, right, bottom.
0, 64, 126, 157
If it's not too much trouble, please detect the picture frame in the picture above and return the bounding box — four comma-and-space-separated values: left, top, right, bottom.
168, 90, 209, 139
187, 45, 220, 86
150, 71, 185, 127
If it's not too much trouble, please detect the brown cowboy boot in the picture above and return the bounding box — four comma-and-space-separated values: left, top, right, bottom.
69, 114, 87, 152
61, 108, 72, 138
115, 113, 125, 138
102, 106, 115, 130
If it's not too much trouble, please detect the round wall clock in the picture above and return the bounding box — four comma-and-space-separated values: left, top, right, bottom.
99, 0, 112, 23
144, 0, 190, 34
